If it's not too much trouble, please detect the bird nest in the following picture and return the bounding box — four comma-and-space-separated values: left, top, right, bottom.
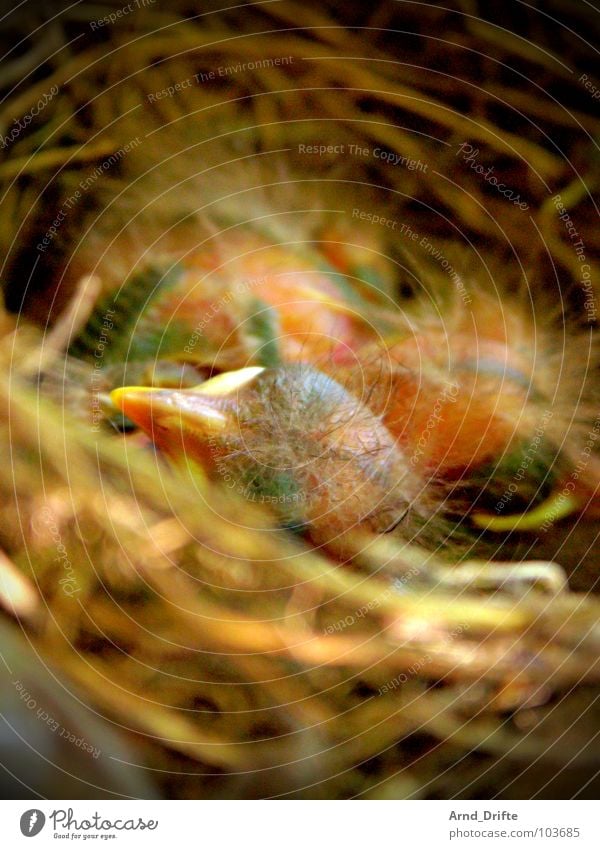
0, 0, 599, 799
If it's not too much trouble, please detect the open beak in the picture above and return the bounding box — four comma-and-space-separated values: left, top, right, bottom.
110, 385, 226, 433
109, 366, 265, 459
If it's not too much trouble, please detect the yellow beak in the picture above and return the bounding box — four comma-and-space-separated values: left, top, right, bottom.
109, 366, 266, 457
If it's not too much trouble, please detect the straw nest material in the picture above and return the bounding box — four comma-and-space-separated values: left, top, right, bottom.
0, 0, 599, 798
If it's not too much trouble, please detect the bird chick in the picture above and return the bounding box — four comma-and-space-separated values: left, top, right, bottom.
111, 364, 425, 543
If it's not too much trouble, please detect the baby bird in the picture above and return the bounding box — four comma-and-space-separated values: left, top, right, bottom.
107, 263, 600, 550
111, 364, 426, 543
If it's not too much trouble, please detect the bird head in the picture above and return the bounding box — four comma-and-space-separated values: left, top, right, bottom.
111, 364, 420, 538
